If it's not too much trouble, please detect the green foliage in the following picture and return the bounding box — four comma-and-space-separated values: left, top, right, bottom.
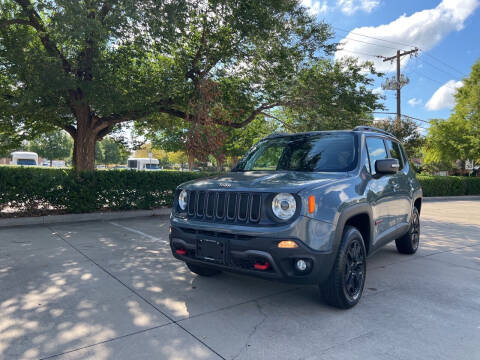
374, 118, 425, 158
95, 137, 130, 165
278, 58, 383, 132
28, 131, 72, 164
417, 175, 480, 197
0, 167, 213, 213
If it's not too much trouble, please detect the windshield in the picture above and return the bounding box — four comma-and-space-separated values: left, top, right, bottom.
234, 133, 358, 172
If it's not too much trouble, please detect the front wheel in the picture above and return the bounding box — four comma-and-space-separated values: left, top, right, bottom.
320, 226, 367, 309
186, 263, 222, 277
395, 207, 420, 254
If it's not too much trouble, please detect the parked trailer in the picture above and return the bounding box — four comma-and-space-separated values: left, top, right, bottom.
11, 152, 39, 166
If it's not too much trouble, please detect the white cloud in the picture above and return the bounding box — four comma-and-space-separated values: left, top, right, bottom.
337, 0, 380, 15
425, 80, 463, 110
408, 97, 422, 107
372, 86, 384, 95
301, 0, 328, 16
335, 0, 480, 73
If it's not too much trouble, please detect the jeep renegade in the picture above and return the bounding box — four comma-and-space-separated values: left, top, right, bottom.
169, 126, 422, 309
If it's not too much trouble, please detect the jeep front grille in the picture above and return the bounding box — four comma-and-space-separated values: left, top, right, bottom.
186, 190, 262, 223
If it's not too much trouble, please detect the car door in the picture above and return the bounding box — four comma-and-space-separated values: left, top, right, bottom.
385, 139, 411, 226
365, 136, 397, 249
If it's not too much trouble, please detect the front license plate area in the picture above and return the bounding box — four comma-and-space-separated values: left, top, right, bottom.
196, 239, 225, 263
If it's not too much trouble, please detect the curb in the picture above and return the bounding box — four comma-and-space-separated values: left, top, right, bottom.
0, 208, 172, 228
423, 195, 480, 202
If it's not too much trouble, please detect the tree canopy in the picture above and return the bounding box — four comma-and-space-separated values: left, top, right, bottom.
1, 0, 354, 170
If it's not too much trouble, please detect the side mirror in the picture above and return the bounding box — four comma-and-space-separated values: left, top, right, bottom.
375, 158, 399, 174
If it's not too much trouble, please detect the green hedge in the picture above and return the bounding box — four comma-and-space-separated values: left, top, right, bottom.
1, 167, 479, 215
0, 167, 213, 213
417, 175, 480, 197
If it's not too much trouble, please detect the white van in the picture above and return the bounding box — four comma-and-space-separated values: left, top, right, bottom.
127, 158, 160, 170
11, 151, 39, 166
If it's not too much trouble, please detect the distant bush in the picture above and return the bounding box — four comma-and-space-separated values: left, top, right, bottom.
417, 175, 480, 197
0, 167, 213, 214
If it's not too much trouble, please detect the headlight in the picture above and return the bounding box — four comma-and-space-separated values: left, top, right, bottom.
272, 193, 296, 220
178, 189, 188, 210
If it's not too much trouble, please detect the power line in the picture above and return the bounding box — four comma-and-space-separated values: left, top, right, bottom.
423, 52, 466, 77
333, 26, 467, 79
332, 26, 416, 48
338, 37, 403, 51
335, 49, 380, 59
416, 56, 463, 80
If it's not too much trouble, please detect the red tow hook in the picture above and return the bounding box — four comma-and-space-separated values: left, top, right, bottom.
175, 248, 187, 255
254, 261, 270, 271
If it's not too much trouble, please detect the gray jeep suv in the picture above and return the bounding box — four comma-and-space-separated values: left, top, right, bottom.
169, 126, 422, 308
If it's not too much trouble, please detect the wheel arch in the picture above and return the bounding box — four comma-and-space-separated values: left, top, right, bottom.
335, 203, 374, 256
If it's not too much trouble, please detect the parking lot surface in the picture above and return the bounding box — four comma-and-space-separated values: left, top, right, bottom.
1, 200, 480, 360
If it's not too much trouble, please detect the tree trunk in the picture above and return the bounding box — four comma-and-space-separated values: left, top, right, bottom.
50, 159, 52, 167
188, 154, 195, 171
215, 157, 224, 172
72, 109, 97, 172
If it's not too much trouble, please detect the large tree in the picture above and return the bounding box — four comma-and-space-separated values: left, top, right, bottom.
0, 0, 338, 171
424, 60, 480, 166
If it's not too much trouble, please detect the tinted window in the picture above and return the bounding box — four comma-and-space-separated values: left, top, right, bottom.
17, 159, 36, 166
235, 133, 357, 172
145, 164, 159, 169
385, 140, 404, 170
366, 137, 387, 175
127, 160, 137, 169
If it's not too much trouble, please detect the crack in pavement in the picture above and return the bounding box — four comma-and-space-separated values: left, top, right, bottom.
231, 300, 268, 360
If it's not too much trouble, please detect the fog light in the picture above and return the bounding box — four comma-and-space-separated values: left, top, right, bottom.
295, 259, 308, 271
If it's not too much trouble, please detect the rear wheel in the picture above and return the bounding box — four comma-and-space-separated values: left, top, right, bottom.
186, 263, 222, 277
320, 226, 366, 309
395, 207, 420, 255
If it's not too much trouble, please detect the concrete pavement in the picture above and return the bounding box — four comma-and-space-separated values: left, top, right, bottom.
1, 200, 479, 360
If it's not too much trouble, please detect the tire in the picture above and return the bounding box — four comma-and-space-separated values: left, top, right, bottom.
186, 263, 222, 277
395, 207, 420, 255
320, 226, 367, 309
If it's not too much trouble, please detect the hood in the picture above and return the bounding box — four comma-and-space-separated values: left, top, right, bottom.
180, 171, 349, 193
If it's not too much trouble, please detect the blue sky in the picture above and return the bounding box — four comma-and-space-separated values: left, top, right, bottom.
302, 0, 480, 128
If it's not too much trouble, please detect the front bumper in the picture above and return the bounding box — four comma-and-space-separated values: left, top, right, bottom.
169, 217, 337, 284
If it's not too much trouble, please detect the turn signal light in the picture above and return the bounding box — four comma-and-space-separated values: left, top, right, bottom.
278, 240, 298, 249
308, 195, 315, 214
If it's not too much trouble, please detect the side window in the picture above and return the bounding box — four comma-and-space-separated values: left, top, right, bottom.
385, 140, 404, 170
366, 137, 388, 175
363, 144, 371, 173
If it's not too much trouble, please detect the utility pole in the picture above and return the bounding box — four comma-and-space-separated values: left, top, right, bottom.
381, 48, 419, 124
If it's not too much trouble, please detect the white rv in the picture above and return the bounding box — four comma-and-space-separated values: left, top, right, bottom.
11, 151, 39, 166
127, 157, 160, 170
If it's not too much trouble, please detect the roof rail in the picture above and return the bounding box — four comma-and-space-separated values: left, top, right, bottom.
265, 132, 291, 138
353, 126, 395, 138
